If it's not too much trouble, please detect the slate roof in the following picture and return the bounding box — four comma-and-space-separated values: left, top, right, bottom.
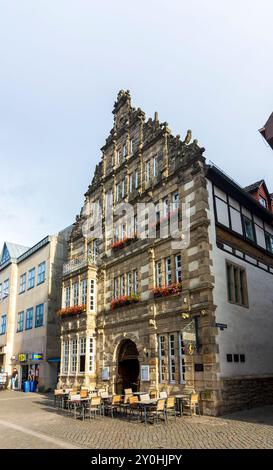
244, 180, 264, 193
0, 242, 30, 265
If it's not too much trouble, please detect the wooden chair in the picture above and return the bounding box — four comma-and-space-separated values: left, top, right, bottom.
69, 394, 84, 420
100, 391, 110, 415
104, 394, 121, 418
80, 389, 89, 399
165, 396, 177, 421
183, 392, 201, 416
54, 389, 63, 408
128, 395, 140, 421
119, 392, 133, 415
190, 392, 201, 416
145, 398, 166, 424
87, 396, 102, 419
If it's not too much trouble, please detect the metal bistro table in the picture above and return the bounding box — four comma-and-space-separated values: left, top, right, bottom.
133, 392, 147, 399
174, 394, 191, 416
68, 396, 90, 420
137, 399, 157, 424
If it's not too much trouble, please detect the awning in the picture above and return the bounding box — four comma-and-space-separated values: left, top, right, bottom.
47, 357, 61, 363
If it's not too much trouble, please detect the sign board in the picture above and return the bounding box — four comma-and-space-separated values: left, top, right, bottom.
182, 319, 197, 355
215, 323, 227, 331
141, 365, 150, 381
18, 353, 28, 362
102, 367, 109, 381
0, 372, 8, 384
31, 353, 43, 361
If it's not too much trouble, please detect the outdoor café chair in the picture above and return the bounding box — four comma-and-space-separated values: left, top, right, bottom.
80, 389, 89, 399
182, 392, 201, 416
128, 395, 140, 422
124, 388, 133, 395
119, 392, 133, 415
54, 389, 63, 408
69, 394, 84, 420
145, 398, 166, 425
165, 396, 177, 421
86, 396, 102, 419
104, 394, 121, 418
159, 391, 168, 399
100, 391, 110, 415
190, 393, 201, 416
54, 389, 64, 409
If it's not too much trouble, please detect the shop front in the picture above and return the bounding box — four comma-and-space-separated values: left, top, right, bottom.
16, 353, 43, 390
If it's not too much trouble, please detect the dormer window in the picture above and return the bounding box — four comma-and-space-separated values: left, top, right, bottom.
259, 196, 267, 208
1, 246, 10, 264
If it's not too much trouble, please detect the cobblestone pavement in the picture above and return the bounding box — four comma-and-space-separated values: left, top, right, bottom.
1, 391, 273, 449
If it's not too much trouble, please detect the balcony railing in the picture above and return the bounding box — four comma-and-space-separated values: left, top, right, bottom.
63, 253, 97, 276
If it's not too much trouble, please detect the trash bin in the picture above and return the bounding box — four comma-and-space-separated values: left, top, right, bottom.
30, 381, 37, 392
23, 381, 30, 393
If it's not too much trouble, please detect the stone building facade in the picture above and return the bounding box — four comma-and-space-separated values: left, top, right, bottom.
59, 91, 273, 415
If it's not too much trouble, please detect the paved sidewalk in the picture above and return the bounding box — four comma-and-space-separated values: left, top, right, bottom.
1, 391, 273, 449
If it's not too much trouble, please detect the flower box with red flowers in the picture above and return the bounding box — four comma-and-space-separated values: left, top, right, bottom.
110, 294, 140, 310
111, 234, 138, 251
57, 304, 86, 317
152, 282, 182, 298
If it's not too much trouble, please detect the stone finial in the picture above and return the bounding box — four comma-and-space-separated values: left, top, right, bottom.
183, 129, 192, 145
154, 111, 159, 122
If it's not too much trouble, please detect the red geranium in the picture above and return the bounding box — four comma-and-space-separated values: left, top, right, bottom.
110, 294, 140, 310
152, 282, 182, 298
57, 304, 86, 317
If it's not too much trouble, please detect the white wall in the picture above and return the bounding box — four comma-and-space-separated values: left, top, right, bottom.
207, 179, 273, 377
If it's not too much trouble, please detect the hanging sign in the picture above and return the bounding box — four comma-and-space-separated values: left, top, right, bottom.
18, 353, 28, 362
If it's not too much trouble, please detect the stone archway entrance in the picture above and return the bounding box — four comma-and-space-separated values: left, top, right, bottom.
116, 339, 140, 394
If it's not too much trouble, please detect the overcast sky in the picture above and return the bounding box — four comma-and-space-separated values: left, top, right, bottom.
0, 0, 272, 251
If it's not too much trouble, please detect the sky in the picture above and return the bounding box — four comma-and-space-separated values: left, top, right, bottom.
0, 0, 272, 251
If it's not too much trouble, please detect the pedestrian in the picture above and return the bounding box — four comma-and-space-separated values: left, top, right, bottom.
11, 368, 18, 391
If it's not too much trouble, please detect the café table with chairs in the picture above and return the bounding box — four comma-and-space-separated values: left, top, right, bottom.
53, 387, 201, 423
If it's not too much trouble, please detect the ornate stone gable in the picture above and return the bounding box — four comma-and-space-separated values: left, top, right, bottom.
69, 90, 205, 245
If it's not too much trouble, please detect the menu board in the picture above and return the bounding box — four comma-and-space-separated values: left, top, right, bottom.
102, 366, 109, 380
0, 372, 8, 384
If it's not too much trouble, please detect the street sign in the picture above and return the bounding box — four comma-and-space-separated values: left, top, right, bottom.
215, 323, 227, 331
